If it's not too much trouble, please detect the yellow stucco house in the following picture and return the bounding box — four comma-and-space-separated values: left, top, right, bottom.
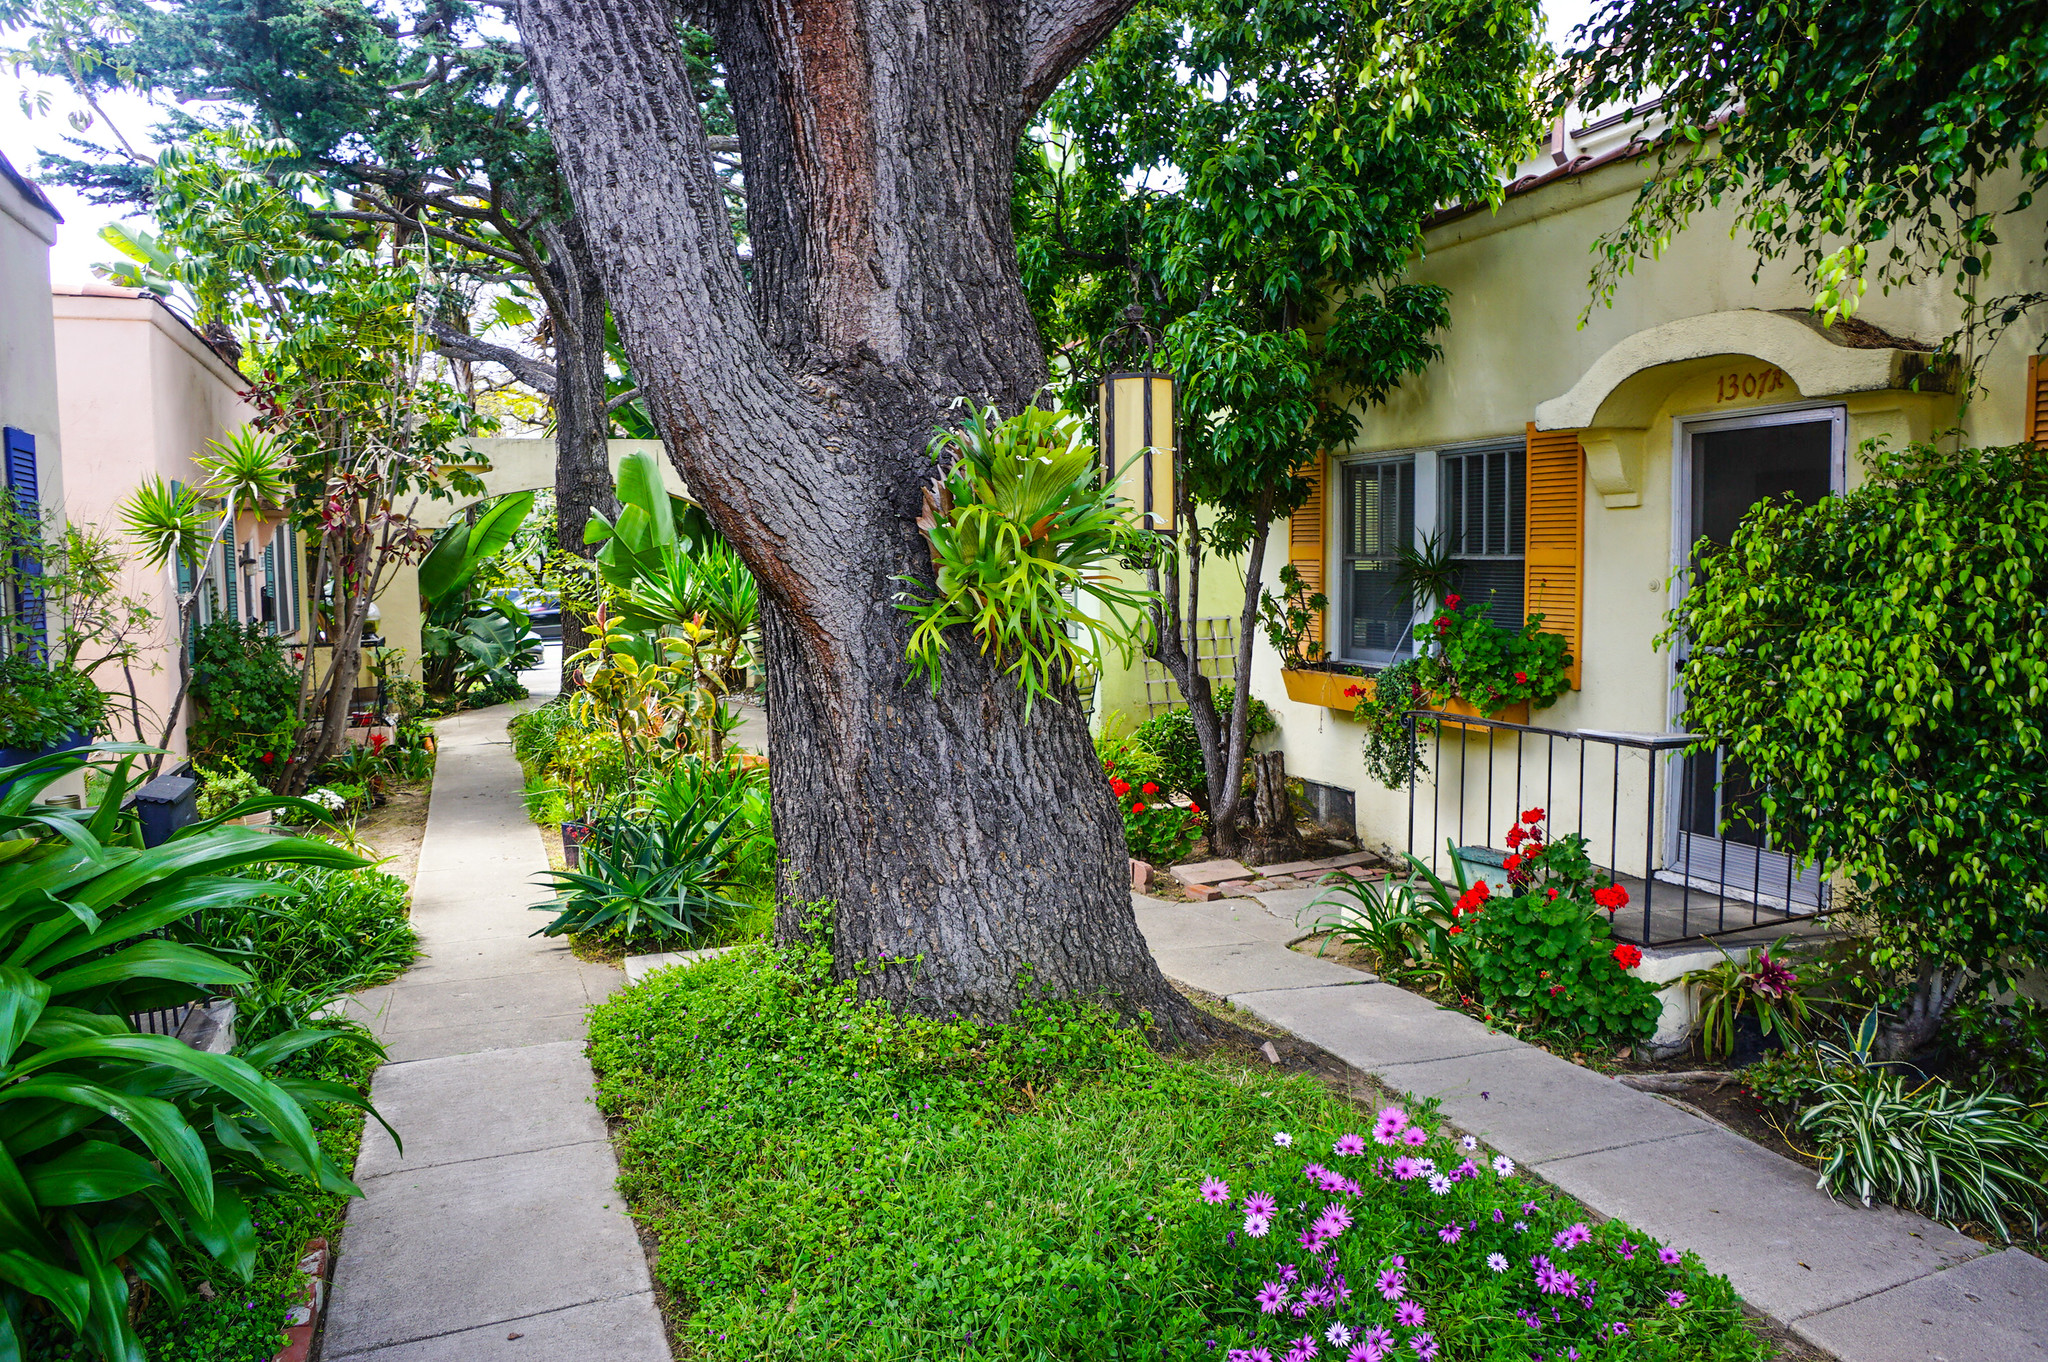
1104, 115, 2048, 948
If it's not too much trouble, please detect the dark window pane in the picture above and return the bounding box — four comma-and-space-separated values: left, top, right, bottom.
1342, 459, 1414, 664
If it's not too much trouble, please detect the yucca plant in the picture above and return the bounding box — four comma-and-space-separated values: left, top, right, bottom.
530, 799, 750, 942
898, 400, 1160, 715
0, 746, 389, 1361
1800, 1059, 2048, 1240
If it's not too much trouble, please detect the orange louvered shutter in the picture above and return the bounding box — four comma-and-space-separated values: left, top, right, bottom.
1524, 423, 1585, 690
1288, 452, 1327, 653
2028, 355, 2048, 446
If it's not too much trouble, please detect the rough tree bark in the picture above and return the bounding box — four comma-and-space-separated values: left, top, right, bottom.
516, 0, 1201, 1037
541, 217, 620, 681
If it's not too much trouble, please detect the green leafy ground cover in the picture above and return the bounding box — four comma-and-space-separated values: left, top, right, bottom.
589, 935, 1772, 1361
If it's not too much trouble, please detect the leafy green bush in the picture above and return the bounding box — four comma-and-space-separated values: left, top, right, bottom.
509, 696, 577, 771
217, 863, 418, 1044
189, 620, 301, 773
1132, 683, 1276, 802
1111, 773, 1202, 865
1094, 727, 1169, 794
0, 653, 107, 751
0, 747, 383, 1361
583, 929, 1769, 1362
195, 761, 267, 821
1662, 441, 2048, 993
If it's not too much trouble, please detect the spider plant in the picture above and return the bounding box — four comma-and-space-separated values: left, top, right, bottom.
1799, 1060, 2048, 1240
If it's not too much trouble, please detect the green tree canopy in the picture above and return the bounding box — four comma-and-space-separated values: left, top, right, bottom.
1018, 0, 1543, 850
1562, 0, 2048, 361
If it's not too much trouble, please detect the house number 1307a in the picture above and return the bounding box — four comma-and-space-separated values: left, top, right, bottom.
1716, 367, 1787, 402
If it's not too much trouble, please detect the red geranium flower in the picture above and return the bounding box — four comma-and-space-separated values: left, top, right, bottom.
1140, 782, 1158, 796
1548, 984, 1566, 996
1110, 778, 1131, 797
1592, 883, 1630, 912
1519, 806, 1546, 825
1444, 593, 1462, 609
1514, 671, 1528, 684
1448, 925, 1463, 935
1612, 943, 1643, 970
1503, 825, 1526, 847
259, 752, 275, 765
1545, 888, 1559, 901
1131, 802, 1146, 813
1343, 684, 1364, 698
1504, 853, 1522, 874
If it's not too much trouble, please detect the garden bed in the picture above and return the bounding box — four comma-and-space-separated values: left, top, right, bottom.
586, 936, 1797, 1361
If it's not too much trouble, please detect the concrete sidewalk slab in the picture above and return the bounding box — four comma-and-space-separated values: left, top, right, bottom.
355, 1041, 608, 1179
1536, 1126, 1986, 1322
1132, 895, 1301, 950
1372, 1044, 1711, 1165
324, 695, 671, 1360
1248, 883, 1351, 927
1791, 1249, 2048, 1361
329, 1292, 670, 1362
324, 1141, 653, 1356
1153, 942, 1372, 996
1231, 982, 1521, 1069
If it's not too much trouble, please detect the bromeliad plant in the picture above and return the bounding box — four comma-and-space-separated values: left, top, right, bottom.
1683, 943, 1814, 1061
899, 401, 1158, 715
0, 746, 389, 1362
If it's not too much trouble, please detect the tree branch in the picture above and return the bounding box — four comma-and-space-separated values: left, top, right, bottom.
1021, 0, 1141, 116
602, 386, 642, 415
429, 319, 557, 394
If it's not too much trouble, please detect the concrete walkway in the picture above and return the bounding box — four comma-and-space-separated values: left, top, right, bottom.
323, 693, 670, 1361
1136, 888, 2048, 1362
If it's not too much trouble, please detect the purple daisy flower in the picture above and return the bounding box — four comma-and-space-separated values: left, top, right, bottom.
1512, 1220, 1529, 1233
1390, 1156, 1421, 1181
1553, 1223, 1592, 1252
1408, 1333, 1438, 1361
1245, 1213, 1272, 1238
1280, 1264, 1301, 1283
1244, 1192, 1279, 1219
1666, 1290, 1687, 1307
1487, 1252, 1509, 1272
1301, 1284, 1335, 1309
1400, 1126, 1429, 1147
1427, 1174, 1452, 1195
1201, 1177, 1232, 1204
1376, 1268, 1406, 1301
1326, 1322, 1353, 1347
1274, 1131, 1295, 1147
1659, 1246, 1682, 1266
1438, 1223, 1463, 1244
1616, 1238, 1637, 1261
1257, 1281, 1290, 1314
1334, 1133, 1367, 1157
1394, 1300, 1425, 1328
1493, 1154, 1516, 1176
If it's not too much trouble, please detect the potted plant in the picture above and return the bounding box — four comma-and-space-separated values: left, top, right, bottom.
1414, 593, 1573, 726
1260, 564, 1365, 708
0, 654, 107, 775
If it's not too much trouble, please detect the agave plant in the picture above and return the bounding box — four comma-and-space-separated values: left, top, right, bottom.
898, 400, 1160, 715
0, 746, 390, 1361
530, 798, 750, 942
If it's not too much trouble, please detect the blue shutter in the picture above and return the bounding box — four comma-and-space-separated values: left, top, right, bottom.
3, 428, 45, 661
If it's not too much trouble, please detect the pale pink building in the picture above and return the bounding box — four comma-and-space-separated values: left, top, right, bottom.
52, 284, 307, 758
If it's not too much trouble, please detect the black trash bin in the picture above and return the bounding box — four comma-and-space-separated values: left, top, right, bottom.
127, 773, 200, 847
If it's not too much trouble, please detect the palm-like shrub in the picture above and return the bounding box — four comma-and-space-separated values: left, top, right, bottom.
0, 748, 385, 1361
531, 799, 750, 943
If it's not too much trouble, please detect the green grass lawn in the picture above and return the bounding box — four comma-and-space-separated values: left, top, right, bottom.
589, 935, 1776, 1361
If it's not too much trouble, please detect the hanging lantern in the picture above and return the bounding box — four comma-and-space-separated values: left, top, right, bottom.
1097, 306, 1177, 533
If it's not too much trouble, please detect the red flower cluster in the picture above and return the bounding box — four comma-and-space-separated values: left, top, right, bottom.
1519, 805, 1546, 824
259, 752, 275, 765
1611, 942, 1643, 970
1591, 882, 1630, 913
1513, 671, 1529, 684
1444, 593, 1462, 609
1110, 778, 1132, 797
1141, 782, 1159, 796
370, 733, 389, 753
1343, 684, 1365, 698
1453, 880, 1490, 916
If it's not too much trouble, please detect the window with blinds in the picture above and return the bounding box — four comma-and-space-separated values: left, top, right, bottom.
1439, 442, 1525, 630
1341, 458, 1415, 665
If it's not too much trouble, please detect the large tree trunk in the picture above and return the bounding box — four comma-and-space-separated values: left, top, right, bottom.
517, 0, 1199, 1036
542, 217, 618, 687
